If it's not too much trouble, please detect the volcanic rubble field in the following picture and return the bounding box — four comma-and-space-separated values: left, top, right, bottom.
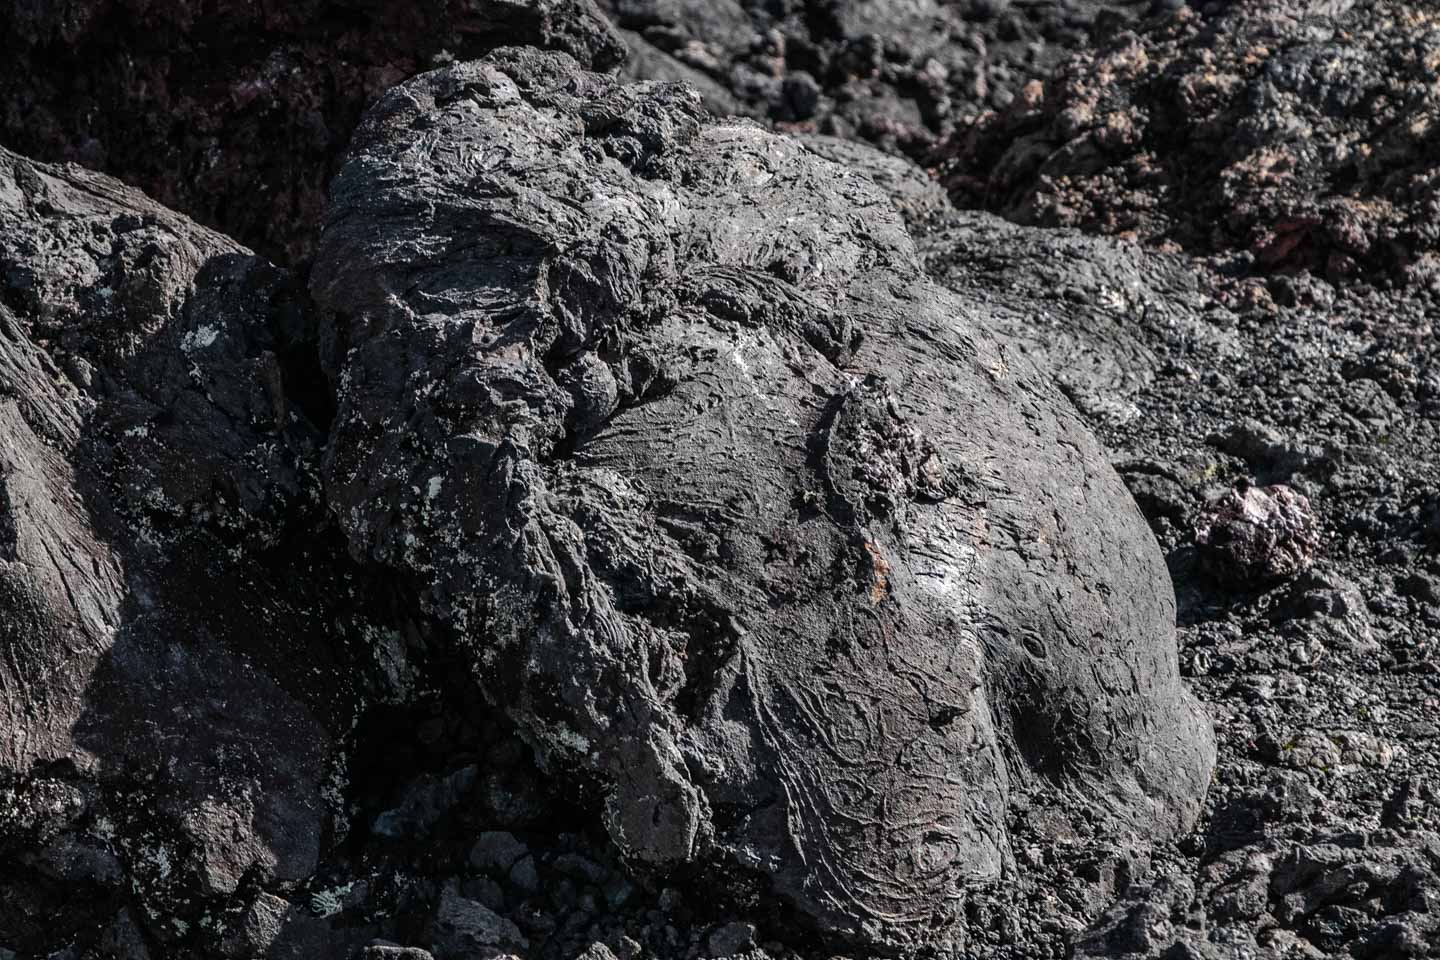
0, 1, 1437, 959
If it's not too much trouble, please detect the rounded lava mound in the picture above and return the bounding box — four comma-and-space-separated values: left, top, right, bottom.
311, 48, 1216, 951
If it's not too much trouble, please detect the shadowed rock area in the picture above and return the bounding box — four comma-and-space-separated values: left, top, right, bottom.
0, 0, 625, 264
0, 146, 365, 954
600, 0, 1152, 156
0, 0, 1152, 267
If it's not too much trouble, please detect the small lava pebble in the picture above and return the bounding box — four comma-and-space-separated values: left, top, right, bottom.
1195, 484, 1320, 586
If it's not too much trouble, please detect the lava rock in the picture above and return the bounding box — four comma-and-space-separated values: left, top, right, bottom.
1215, 419, 1329, 483
470, 832, 530, 879
707, 921, 756, 957
372, 766, 480, 840
795, 134, 953, 226
1396, 571, 1440, 606
358, 944, 436, 960
939, 0, 1440, 287
0, 146, 362, 955
1196, 484, 1321, 586
917, 209, 1241, 434
572, 944, 618, 960
603, 0, 1144, 156
0, 0, 624, 264
220, 894, 292, 958
311, 47, 1214, 951
431, 884, 530, 960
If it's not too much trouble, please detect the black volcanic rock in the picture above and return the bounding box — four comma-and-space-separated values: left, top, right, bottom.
0, 95, 1225, 960
310, 48, 1214, 951
0, 147, 372, 953
938, 0, 1440, 286
1195, 484, 1321, 587
1, 0, 1438, 954
0, 0, 624, 264
602, 0, 1150, 156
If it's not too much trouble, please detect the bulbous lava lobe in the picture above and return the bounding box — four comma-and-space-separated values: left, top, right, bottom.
312, 48, 1215, 949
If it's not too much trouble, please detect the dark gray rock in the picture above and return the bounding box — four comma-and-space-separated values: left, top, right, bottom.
220, 893, 292, 958
0, 147, 357, 953
0, 0, 625, 264
918, 209, 1241, 434
358, 944, 436, 960
470, 831, 530, 878
796, 134, 953, 226
572, 944, 619, 960
939, 0, 1440, 287
431, 884, 529, 960
614, 27, 747, 118
311, 47, 1214, 951
601, 0, 1146, 156
1397, 571, 1440, 606
372, 765, 480, 840
707, 921, 756, 958
1215, 418, 1330, 484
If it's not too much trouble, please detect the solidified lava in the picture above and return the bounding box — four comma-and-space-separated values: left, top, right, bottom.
4, 2, 1440, 960
311, 47, 1213, 950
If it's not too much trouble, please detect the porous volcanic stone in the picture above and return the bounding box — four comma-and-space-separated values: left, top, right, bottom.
938, 0, 1440, 286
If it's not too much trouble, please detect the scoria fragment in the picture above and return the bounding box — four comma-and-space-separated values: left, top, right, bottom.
1196, 484, 1321, 586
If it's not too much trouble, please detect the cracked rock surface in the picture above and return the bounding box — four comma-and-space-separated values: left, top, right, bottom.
310, 48, 1212, 951
0, 34, 1219, 960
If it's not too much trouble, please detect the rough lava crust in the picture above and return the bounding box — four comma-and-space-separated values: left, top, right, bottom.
310, 48, 1214, 951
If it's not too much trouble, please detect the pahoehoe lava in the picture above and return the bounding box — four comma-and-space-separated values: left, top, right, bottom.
310, 47, 1213, 951
8, 2, 1436, 959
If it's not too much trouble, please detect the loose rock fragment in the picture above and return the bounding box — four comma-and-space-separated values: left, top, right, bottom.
431, 884, 530, 960
1196, 484, 1321, 586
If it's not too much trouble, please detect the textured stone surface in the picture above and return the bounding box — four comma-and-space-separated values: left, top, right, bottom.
0, 145, 369, 955
24, 5, 1440, 956
938, 0, 1440, 286
1196, 484, 1321, 586
311, 48, 1212, 950
0, 0, 624, 264
603, 0, 1147, 155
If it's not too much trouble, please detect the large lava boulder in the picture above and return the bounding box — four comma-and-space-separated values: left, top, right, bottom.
311, 48, 1215, 950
